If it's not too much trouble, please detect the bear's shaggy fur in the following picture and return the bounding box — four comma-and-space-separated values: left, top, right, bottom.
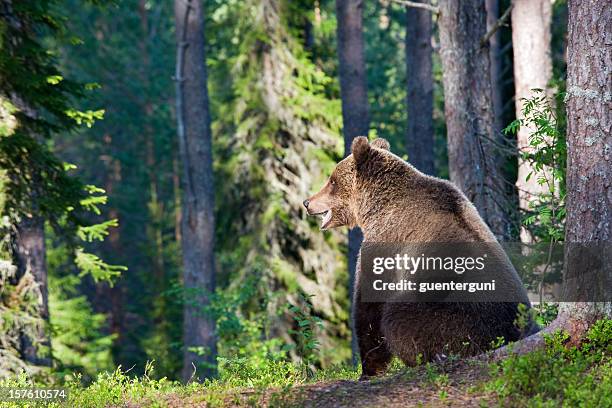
304, 137, 537, 378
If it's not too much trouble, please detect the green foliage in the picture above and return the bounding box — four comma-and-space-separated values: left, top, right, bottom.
64, 108, 105, 128
513, 303, 534, 334
0, 3, 123, 379
505, 90, 567, 243
177, 272, 295, 381
77, 219, 118, 242
287, 293, 324, 372
533, 302, 559, 327
193, 279, 329, 384
217, 351, 301, 389
74, 248, 125, 284
487, 319, 612, 407
505, 90, 567, 310
63, 363, 176, 408
202, 275, 269, 355
48, 275, 116, 379
44, 183, 123, 378
0, 1, 102, 229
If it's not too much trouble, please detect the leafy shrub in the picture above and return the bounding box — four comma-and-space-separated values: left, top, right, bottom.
505, 89, 567, 243
286, 293, 324, 373
534, 302, 559, 327
487, 319, 612, 407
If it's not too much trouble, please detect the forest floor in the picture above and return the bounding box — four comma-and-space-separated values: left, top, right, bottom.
3, 319, 607, 407
112, 318, 611, 408
232, 361, 490, 407
127, 360, 493, 407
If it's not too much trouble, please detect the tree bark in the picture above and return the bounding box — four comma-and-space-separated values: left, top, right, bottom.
486, 0, 504, 135
511, 0, 553, 243
438, 0, 512, 240
97, 134, 125, 354
174, 0, 217, 381
140, 0, 165, 292
557, 0, 612, 332
405, 0, 435, 175
13, 216, 51, 366
494, 0, 612, 357
336, 0, 369, 365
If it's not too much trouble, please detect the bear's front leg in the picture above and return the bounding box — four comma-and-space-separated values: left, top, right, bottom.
353, 295, 392, 380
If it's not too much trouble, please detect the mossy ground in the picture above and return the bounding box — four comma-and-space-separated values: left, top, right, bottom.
1, 319, 610, 408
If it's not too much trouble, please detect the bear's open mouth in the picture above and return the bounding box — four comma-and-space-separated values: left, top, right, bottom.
308, 209, 333, 229
320, 210, 332, 229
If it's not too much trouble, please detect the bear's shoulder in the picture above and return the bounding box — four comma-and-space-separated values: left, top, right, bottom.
412, 173, 466, 215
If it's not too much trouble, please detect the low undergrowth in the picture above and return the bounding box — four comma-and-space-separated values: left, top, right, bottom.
1, 319, 609, 407
485, 318, 611, 408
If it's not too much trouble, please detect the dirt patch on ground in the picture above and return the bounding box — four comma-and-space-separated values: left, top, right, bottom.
151, 359, 495, 407
271, 361, 492, 408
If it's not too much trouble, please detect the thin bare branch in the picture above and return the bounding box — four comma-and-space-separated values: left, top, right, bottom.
389, 0, 439, 14
481, 4, 513, 47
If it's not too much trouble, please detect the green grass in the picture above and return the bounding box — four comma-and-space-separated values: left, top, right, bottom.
1, 319, 610, 407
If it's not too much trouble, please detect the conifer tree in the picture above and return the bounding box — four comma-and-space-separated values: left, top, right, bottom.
174, 0, 217, 380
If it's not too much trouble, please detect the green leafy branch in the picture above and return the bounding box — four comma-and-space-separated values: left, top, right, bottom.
287, 293, 323, 376
504, 89, 566, 242
75, 248, 125, 285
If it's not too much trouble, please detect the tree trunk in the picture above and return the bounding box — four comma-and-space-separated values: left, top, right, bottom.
97, 134, 124, 353
173, 155, 182, 245
486, 0, 503, 135
13, 216, 51, 366
140, 0, 165, 293
438, 0, 512, 240
495, 0, 611, 357
556, 0, 612, 334
174, 0, 217, 381
405, 0, 435, 175
511, 0, 553, 243
336, 0, 369, 364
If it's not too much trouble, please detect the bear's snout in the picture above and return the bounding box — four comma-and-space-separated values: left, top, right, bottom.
303, 199, 310, 209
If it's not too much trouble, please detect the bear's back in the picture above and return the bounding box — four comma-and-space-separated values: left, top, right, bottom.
396, 172, 497, 244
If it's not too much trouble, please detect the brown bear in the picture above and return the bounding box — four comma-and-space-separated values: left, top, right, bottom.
303, 136, 537, 378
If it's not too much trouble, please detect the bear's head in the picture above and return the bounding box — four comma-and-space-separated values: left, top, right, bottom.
303, 136, 391, 230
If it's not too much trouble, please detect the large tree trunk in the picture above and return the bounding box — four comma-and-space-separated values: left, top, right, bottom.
174, 0, 217, 381
511, 0, 553, 243
13, 216, 51, 366
556, 0, 612, 335
496, 0, 612, 356
336, 0, 369, 364
438, 0, 511, 240
486, 0, 503, 135
405, 0, 435, 175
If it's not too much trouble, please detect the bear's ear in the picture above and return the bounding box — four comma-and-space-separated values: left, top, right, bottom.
371, 138, 390, 151
351, 136, 370, 165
